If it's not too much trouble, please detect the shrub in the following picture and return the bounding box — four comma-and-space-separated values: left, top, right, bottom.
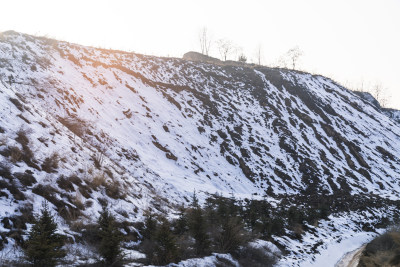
14, 171, 37, 186
88, 172, 107, 190
235, 243, 277, 267
20, 144, 37, 169
0, 163, 12, 179
105, 180, 123, 199
9, 98, 24, 111
92, 152, 104, 169
0, 179, 26, 201
358, 230, 400, 267
6, 131, 38, 169
84, 199, 93, 208
15, 129, 29, 146
238, 54, 247, 63
42, 152, 59, 173
56, 175, 74, 192
58, 115, 88, 138
69, 174, 82, 186
9, 146, 22, 163
72, 193, 85, 211
32, 185, 60, 205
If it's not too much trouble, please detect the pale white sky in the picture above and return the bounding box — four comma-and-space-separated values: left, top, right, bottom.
0, 0, 399, 108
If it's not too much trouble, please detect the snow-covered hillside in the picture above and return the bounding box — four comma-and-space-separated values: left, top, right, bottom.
0, 31, 400, 266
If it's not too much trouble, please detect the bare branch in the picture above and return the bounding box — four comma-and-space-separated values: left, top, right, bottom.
199, 27, 212, 56
372, 83, 389, 108
286, 46, 303, 70
217, 38, 234, 61
255, 44, 263, 65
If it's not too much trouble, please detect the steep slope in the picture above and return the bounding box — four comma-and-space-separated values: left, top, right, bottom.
0, 31, 400, 266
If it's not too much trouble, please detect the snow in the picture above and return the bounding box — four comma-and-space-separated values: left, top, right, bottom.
300, 232, 377, 267
335, 244, 366, 267
276, 208, 392, 266
1, 31, 400, 265
158, 253, 238, 267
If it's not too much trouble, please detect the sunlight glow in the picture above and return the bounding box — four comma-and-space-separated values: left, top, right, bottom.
0, 0, 399, 108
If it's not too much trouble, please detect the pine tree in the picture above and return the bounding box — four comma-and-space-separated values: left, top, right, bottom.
216, 217, 247, 253
174, 205, 188, 236
153, 219, 179, 265
98, 205, 123, 266
24, 202, 66, 267
143, 210, 157, 240
187, 192, 210, 256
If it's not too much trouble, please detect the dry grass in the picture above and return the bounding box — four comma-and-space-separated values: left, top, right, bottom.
72, 191, 84, 210
41, 152, 59, 173
0, 135, 8, 147
9, 146, 22, 163
92, 152, 104, 169
57, 175, 75, 192
359, 231, 400, 267
15, 129, 29, 146
105, 180, 125, 199
86, 172, 107, 190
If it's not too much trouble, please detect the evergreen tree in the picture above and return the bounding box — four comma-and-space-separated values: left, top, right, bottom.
153, 219, 179, 265
216, 217, 247, 253
187, 192, 210, 256
98, 205, 123, 266
24, 202, 66, 267
142, 210, 157, 240
174, 205, 188, 236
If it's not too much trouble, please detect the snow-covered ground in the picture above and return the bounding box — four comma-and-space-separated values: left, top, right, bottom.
335, 244, 366, 267
0, 31, 400, 266
276, 208, 392, 266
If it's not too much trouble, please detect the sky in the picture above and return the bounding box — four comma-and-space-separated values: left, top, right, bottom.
0, 0, 399, 108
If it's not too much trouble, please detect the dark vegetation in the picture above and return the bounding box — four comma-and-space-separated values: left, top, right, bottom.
1, 32, 400, 266
57, 115, 88, 139
358, 228, 400, 267
0, 178, 398, 266
97, 205, 123, 266
134, 192, 337, 266
135, 193, 277, 266
133, 192, 400, 266
24, 202, 66, 267
2, 202, 125, 267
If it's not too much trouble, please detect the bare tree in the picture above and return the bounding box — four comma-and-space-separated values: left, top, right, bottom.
199, 27, 212, 56
275, 55, 288, 68
372, 83, 389, 108
286, 46, 303, 69
217, 38, 234, 61
255, 44, 263, 65
358, 79, 366, 92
